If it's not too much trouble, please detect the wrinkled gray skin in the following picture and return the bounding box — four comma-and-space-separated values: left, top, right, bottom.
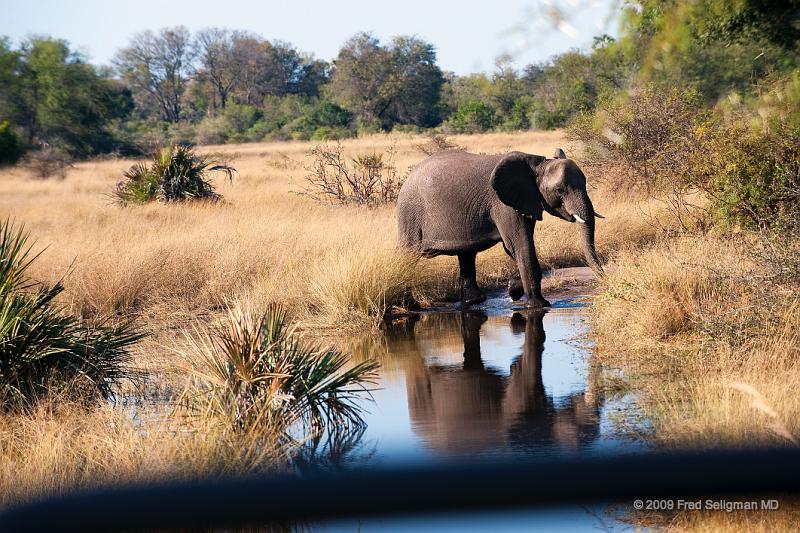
397, 148, 602, 306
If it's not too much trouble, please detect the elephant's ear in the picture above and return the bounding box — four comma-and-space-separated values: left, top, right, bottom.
490, 152, 545, 220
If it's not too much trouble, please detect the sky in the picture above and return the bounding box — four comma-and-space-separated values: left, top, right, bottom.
0, 0, 620, 75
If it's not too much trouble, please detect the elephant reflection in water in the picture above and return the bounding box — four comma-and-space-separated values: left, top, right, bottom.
402, 311, 600, 455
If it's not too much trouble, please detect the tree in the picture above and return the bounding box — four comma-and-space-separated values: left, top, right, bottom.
328, 33, 395, 128
0, 38, 21, 127
621, 0, 800, 100
10, 37, 129, 155
384, 36, 444, 127
328, 33, 444, 130
195, 28, 241, 111
114, 27, 195, 122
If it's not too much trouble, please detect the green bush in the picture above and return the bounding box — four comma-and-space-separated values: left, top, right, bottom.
448, 100, 496, 133
116, 144, 236, 204
699, 105, 799, 230
310, 126, 350, 141
567, 80, 800, 230
194, 116, 230, 145
0, 220, 143, 406
501, 98, 533, 131
0, 122, 23, 165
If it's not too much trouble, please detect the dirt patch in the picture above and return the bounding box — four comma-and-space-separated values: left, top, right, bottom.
543, 266, 600, 300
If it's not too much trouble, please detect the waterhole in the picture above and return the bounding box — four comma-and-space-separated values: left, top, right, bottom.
309, 290, 645, 531
305, 291, 642, 468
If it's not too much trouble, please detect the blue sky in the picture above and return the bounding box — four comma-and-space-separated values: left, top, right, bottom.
0, 0, 619, 74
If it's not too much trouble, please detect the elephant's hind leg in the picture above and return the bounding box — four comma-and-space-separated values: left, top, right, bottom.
458, 252, 487, 306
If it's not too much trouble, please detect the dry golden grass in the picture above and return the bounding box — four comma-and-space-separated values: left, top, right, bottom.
592, 233, 800, 531
0, 398, 282, 507
0, 130, 672, 510
1, 130, 794, 531
0, 130, 663, 332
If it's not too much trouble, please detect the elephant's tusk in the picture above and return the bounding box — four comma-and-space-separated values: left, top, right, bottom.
573, 214, 586, 224
594, 212, 606, 219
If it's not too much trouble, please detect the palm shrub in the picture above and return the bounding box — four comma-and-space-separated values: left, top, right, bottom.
0, 220, 143, 405
182, 303, 378, 438
115, 144, 236, 204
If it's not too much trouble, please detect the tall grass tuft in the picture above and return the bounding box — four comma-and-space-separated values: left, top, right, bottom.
181, 303, 379, 439
308, 247, 420, 327
115, 144, 236, 204
0, 220, 143, 406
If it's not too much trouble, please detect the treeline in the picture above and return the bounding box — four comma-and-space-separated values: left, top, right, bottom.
0, 25, 633, 161
1, 0, 798, 166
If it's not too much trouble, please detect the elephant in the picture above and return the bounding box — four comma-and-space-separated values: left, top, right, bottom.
397, 148, 602, 306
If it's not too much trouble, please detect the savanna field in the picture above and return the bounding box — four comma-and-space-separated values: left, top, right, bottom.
1, 130, 799, 531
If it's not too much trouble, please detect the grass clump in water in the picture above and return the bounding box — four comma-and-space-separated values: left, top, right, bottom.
181, 303, 379, 440
116, 144, 236, 204
0, 220, 143, 406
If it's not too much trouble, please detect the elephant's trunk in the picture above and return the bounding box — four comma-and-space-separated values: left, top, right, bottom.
569, 194, 604, 277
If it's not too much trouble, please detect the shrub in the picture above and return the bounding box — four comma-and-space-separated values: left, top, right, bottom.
566, 85, 708, 195
568, 81, 800, 230
0, 220, 143, 406
310, 126, 350, 141
194, 116, 229, 145
301, 142, 402, 206
24, 148, 73, 179
115, 144, 236, 204
414, 133, 464, 156
501, 98, 533, 131
181, 303, 378, 435
448, 100, 496, 133
0, 121, 23, 165
697, 117, 800, 230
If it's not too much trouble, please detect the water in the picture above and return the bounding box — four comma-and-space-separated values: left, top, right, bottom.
308, 290, 644, 531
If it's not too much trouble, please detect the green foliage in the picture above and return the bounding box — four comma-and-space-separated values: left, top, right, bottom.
620, 0, 800, 101
116, 144, 236, 204
447, 99, 497, 133
183, 303, 378, 434
328, 33, 444, 130
568, 79, 800, 230
699, 75, 800, 229
0, 121, 22, 164
529, 45, 629, 129
0, 220, 143, 406
284, 100, 354, 141
0, 37, 131, 158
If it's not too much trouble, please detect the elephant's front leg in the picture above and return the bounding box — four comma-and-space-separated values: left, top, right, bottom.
502, 224, 550, 308
503, 249, 524, 300
458, 252, 487, 306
